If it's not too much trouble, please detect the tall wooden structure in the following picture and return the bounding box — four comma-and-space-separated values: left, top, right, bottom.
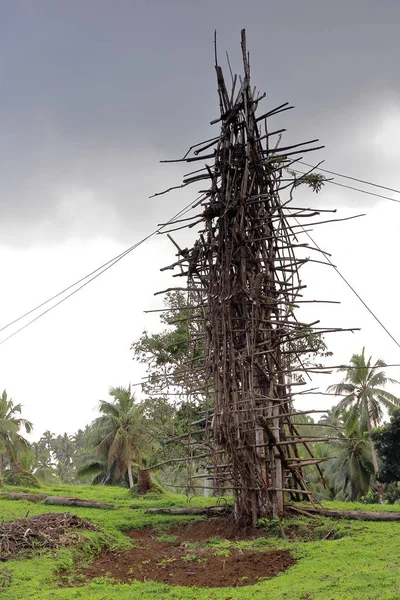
158, 31, 338, 525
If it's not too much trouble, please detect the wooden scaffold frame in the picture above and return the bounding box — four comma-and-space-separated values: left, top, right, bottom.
155, 30, 349, 526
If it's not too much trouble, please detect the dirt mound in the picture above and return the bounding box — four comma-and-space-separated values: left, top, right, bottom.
169, 516, 267, 541
0, 513, 96, 559
77, 518, 295, 588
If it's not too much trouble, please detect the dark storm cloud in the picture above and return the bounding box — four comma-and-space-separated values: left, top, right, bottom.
1, 0, 399, 245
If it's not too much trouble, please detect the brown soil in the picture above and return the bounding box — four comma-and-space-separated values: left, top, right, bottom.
75, 517, 296, 588
168, 517, 266, 541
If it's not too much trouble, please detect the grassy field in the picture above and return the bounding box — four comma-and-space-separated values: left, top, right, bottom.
1, 483, 400, 599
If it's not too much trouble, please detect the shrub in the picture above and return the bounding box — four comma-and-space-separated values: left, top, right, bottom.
4, 470, 41, 488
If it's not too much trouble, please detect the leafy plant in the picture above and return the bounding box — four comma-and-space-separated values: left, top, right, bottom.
181, 554, 207, 563
372, 408, 400, 483
213, 549, 231, 557
156, 557, 176, 568
155, 534, 177, 543
3, 471, 40, 488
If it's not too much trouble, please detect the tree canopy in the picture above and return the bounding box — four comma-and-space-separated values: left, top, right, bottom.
371, 408, 400, 484
328, 348, 400, 478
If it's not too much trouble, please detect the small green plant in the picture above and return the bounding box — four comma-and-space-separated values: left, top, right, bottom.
181, 554, 207, 563
288, 169, 326, 193
152, 523, 173, 535
181, 554, 197, 562
257, 518, 282, 536
155, 534, 177, 543
205, 536, 224, 545
252, 537, 271, 547
156, 557, 176, 568
213, 549, 231, 558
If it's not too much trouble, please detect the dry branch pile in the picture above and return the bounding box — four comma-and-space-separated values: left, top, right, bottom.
0, 513, 96, 558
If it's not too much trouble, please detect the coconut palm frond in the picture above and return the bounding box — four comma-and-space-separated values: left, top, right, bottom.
327, 382, 356, 395
76, 461, 106, 479
0, 390, 32, 466
97, 400, 121, 421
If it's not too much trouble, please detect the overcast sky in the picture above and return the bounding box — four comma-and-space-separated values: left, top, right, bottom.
1, 1, 400, 438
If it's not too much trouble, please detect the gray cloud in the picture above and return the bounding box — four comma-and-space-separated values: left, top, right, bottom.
1, 0, 400, 245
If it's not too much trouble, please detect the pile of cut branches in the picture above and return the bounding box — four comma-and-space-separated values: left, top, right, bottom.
0, 512, 96, 558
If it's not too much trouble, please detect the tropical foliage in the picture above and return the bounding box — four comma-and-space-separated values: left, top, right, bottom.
78, 386, 155, 492
1, 345, 399, 503
327, 348, 400, 477
372, 408, 400, 483
0, 390, 33, 484
310, 410, 373, 501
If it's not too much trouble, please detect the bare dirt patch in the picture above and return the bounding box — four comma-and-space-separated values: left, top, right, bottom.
76, 517, 296, 588
168, 516, 266, 542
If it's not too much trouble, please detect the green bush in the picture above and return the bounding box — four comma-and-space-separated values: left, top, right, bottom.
3, 471, 41, 488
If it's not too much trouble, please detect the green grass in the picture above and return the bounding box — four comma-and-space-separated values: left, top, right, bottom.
323, 499, 400, 512
1, 483, 400, 599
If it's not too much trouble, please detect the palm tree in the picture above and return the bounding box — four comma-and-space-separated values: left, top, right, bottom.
32, 431, 57, 482
304, 409, 373, 501
90, 386, 153, 492
73, 426, 92, 451
53, 433, 76, 483
327, 348, 400, 480
0, 390, 33, 483
322, 410, 373, 501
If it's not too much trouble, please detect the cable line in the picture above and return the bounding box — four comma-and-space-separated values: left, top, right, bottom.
0, 245, 136, 334
0, 237, 150, 346
0, 197, 199, 346
298, 161, 400, 196
292, 169, 400, 204
290, 212, 400, 350
2, 161, 400, 347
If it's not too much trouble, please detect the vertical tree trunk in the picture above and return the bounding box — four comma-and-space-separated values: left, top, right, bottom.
11, 461, 23, 475
127, 461, 134, 489
367, 418, 383, 504
0, 453, 4, 487
137, 469, 153, 494
204, 475, 214, 498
